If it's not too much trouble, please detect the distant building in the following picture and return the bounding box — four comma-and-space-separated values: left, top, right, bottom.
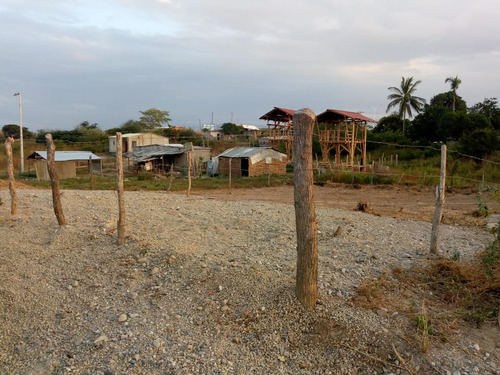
27, 151, 102, 180
131, 144, 211, 173
108, 133, 170, 153
240, 124, 262, 139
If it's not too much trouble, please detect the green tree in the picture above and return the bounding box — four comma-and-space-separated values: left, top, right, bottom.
106, 119, 144, 135
445, 75, 462, 111
221, 122, 244, 135
469, 98, 500, 130
386, 77, 426, 135
409, 104, 447, 143
458, 128, 500, 160
371, 114, 403, 134
2, 124, 33, 139
430, 92, 467, 112
437, 111, 490, 141
139, 108, 171, 131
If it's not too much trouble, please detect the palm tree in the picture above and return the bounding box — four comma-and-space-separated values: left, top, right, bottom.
386, 77, 426, 135
445, 75, 462, 111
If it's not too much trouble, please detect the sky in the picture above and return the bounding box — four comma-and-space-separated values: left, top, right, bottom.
1, 0, 499, 132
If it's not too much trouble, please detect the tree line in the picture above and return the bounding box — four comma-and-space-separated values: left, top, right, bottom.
374, 76, 500, 159
3, 79, 499, 160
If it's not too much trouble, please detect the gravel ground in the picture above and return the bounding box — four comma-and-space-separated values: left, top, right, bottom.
0, 188, 498, 375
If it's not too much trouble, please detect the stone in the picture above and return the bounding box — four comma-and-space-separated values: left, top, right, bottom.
150, 267, 160, 276
118, 314, 128, 322
94, 335, 108, 345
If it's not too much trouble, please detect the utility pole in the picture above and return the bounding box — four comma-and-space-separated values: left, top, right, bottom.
13, 92, 24, 173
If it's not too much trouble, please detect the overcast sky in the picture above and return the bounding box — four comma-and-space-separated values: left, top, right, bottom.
1, 0, 499, 132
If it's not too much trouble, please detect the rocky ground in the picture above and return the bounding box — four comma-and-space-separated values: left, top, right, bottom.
0, 183, 499, 375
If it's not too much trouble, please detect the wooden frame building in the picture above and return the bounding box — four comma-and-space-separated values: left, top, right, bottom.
316, 109, 377, 171
259, 107, 295, 158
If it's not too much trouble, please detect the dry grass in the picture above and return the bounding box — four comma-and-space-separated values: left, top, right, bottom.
351, 243, 500, 349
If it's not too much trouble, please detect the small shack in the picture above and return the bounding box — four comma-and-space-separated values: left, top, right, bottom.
131, 144, 211, 173
27, 151, 102, 180
217, 147, 287, 177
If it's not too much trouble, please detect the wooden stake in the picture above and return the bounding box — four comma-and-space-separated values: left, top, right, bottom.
293, 108, 318, 308
167, 163, 174, 192
89, 155, 94, 191
45, 134, 66, 226
116, 132, 126, 245
187, 151, 192, 197
430, 145, 447, 254
228, 158, 232, 190
5, 137, 17, 215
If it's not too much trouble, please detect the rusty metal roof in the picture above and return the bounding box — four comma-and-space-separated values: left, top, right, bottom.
317, 109, 377, 123
259, 107, 296, 121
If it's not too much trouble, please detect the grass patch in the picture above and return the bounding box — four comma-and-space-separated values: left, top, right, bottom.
351, 248, 500, 350
10, 173, 294, 192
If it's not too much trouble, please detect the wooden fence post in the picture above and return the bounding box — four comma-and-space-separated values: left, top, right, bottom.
228, 158, 232, 190
45, 134, 66, 226
5, 137, 17, 215
187, 151, 192, 197
430, 145, 447, 254
89, 155, 94, 191
293, 108, 318, 308
167, 163, 174, 192
116, 132, 126, 245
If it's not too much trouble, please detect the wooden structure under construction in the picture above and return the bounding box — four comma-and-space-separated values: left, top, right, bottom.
259, 107, 295, 158
316, 109, 377, 171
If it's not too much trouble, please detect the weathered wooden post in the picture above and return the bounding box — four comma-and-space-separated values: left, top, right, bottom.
46, 134, 66, 226
5, 137, 17, 215
293, 108, 318, 308
89, 155, 94, 191
228, 158, 232, 190
430, 145, 447, 254
167, 163, 174, 192
187, 151, 192, 197
116, 132, 126, 245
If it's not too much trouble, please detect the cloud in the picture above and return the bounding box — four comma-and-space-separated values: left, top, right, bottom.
0, 0, 499, 131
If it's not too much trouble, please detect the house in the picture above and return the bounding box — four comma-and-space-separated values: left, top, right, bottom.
216, 147, 287, 177
27, 151, 102, 181
108, 133, 170, 153
131, 144, 211, 173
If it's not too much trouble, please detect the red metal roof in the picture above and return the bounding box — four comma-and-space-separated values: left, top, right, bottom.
317, 109, 377, 123
259, 107, 296, 121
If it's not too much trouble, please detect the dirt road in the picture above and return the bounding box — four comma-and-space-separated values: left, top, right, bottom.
192, 182, 497, 227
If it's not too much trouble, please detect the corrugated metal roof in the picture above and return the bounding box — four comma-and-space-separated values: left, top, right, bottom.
132, 144, 184, 163
27, 151, 101, 161
218, 147, 269, 158
218, 147, 287, 164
